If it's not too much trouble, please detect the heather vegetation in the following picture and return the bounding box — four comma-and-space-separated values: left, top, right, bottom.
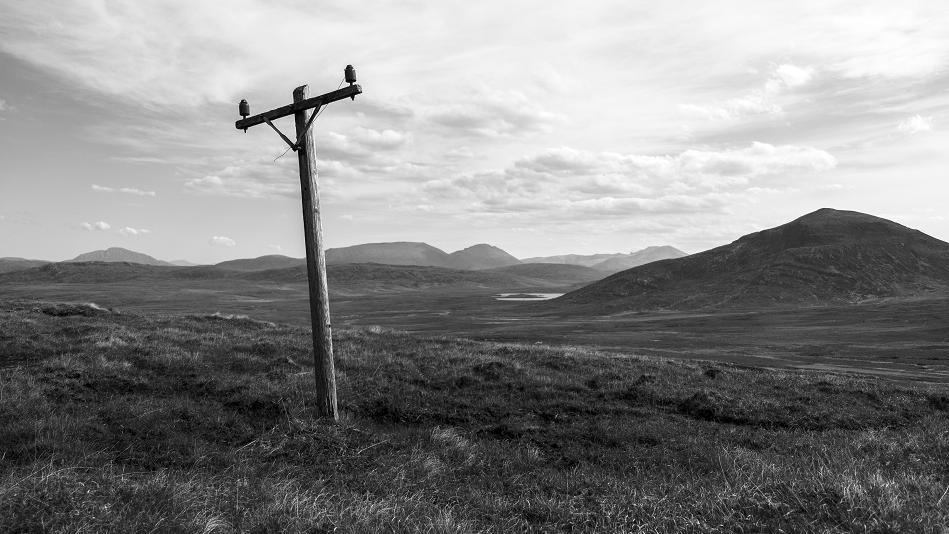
1, 300, 947, 532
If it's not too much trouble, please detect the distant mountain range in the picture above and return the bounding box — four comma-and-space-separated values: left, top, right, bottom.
4, 208, 948, 308
553, 208, 949, 312
323, 242, 520, 270
0, 259, 598, 295
522, 246, 688, 273
0, 242, 683, 275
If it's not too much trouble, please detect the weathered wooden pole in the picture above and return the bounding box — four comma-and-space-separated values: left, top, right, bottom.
293, 85, 337, 420
235, 67, 361, 421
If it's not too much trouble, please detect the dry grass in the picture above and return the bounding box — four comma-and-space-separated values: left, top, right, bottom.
0, 299, 947, 532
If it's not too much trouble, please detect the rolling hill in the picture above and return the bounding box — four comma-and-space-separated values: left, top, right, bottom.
0, 262, 223, 284
553, 208, 949, 312
67, 247, 172, 266
0, 257, 51, 274
447, 244, 521, 270
325, 242, 452, 267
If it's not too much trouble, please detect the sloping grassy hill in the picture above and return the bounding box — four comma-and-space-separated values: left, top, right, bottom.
555, 209, 949, 312
1, 300, 947, 532
0, 257, 51, 274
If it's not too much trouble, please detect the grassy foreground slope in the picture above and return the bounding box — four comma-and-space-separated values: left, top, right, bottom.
1, 301, 948, 532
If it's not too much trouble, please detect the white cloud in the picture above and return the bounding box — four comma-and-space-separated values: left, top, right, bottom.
679, 97, 781, 121
898, 115, 934, 134
118, 226, 150, 236
770, 64, 815, 90
92, 184, 156, 197
422, 143, 836, 224
0, 97, 7, 112
80, 221, 111, 231
268, 244, 283, 252
427, 87, 563, 137
184, 160, 298, 199
3, 2, 948, 257
349, 127, 408, 151
681, 64, 815, 121
209, 235, 236, 247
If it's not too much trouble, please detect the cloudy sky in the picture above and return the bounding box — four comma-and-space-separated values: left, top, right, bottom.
1, 1, 947, 263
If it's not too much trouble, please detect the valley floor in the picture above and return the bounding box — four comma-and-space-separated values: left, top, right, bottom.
1, 300, 948, 532
4, 280, 948, 382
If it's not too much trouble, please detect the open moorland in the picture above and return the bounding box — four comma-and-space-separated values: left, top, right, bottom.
4, 209, 948, 382
1, 301, 948, 532
3, 273, 948, 383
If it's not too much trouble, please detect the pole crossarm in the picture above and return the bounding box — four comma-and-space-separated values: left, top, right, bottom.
235, 84, 362, 130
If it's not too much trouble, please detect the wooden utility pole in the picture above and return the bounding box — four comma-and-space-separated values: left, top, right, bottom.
235, 66, 362, 421
292, 85, 336, 418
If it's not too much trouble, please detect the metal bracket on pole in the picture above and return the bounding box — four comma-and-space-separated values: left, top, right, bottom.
263, 104, 321, 152
264, 118, 299, 151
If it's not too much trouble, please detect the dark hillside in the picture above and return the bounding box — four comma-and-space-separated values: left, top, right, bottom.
487, 262, 605, 285
215, 254, 304, 271
240, 263, 528, 292
0, 258, 50, 274
0, 262, 226, 283
555, 208, 949, 312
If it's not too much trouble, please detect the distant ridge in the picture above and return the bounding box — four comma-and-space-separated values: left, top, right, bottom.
523, 246, 686, 270
326, 242, 452, 267
324, 242, 522, 270
553, 208, 949, 312
68, 247, 172, 266
591, 246, 688, 273
215, 255, 304, 271
448, 244, 521, 270
521, 252, 625, 267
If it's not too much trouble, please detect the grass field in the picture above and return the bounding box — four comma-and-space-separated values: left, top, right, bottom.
5, 278, 947, 383
1, 299, 948, 532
